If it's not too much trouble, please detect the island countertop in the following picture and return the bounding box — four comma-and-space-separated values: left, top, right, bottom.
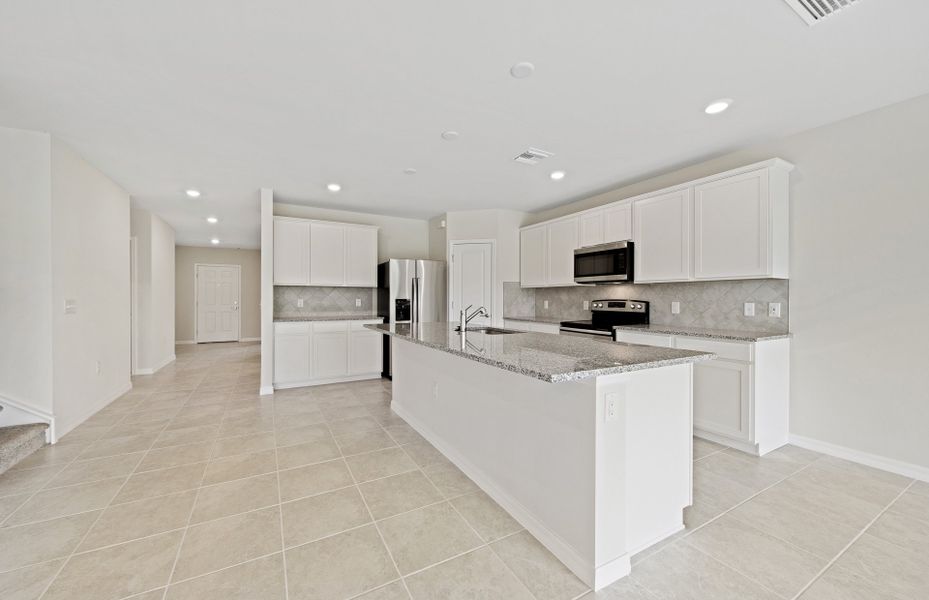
366, 322, 715, 383
613, 323, 790, 342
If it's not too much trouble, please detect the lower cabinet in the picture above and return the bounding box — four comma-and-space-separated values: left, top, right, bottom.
273, 320, 383, 388
613, 330, 789, 456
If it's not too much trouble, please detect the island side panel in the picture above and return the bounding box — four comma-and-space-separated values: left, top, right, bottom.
390, 337, 598, 584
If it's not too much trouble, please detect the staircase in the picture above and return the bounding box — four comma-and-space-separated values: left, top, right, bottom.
0, 422, 49, 475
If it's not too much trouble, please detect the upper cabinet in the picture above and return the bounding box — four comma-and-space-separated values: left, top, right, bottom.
633, 189, 693, 283
519, 159, 793, 287
519, 217, 578, 288
273, 217, 378, 287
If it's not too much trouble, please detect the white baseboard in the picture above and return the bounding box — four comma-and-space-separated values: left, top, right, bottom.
273, 373, 381, 390
175, 340, 196, 345
240, 337, 260, 342
259, 385, 274, 396
391, 402, 599, 588
789, 434, 929, 483
136, 354, 176, 375
54, 381, 132, 442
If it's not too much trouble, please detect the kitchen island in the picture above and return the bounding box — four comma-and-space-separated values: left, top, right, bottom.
367, 322, 715, 590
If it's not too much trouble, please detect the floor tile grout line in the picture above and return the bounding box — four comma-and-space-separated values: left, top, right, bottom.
682, 539, 795, 600
0, 446, 90, 528
270, 392, 291, 600
787, 479, 916, 600
34, 431, 164, 600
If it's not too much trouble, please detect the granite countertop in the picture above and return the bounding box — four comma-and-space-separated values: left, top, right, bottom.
613, 324, 790, 342
366, 322, 714, 383
274, 314, 383, 322
501, 316, 565, 325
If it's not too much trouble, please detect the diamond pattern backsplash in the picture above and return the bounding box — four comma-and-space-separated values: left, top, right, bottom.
274, 286, 377, 318
505, 279, 789, 333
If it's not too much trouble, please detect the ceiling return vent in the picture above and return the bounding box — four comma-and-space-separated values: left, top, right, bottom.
783, 0, 861, 25
514, 147, 554, 165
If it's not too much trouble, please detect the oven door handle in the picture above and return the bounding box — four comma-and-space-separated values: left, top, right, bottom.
558, 327, 613, 336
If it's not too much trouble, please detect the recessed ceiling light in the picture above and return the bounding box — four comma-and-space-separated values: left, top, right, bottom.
403, 168, 417, 175
550, 170, 566, 181
206, 216, 218, 224
185, 189, 201, 198
441, 131, 459, 141
327, 183, 341, 192
210, 238, 220, 245
705, 98, 733, 115
510, 62, 535, 79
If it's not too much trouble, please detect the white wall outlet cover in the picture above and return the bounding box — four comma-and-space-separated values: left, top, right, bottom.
744, 302, 756, 317
671, 301, 680, 315
355, 298, 362, 307
296, 298, 304, 308
605, 392, 621, 422
583, 301, 590, 310
543, 300, 549, 309
64, 299, 77, 314
768, 302, 782, 318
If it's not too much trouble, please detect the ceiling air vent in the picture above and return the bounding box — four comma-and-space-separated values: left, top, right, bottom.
783, 0, 861, 25
514, 147, 554, 165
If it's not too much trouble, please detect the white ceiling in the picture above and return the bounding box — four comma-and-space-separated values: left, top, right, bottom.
2, 1, 929, 249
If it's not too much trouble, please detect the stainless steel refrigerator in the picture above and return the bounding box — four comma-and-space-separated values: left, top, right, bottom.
377, 259, 446, 377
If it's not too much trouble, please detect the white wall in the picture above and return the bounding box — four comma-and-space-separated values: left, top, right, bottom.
273, 203, 429, 261
50, 138, 132, 434
529, 94, 929, 471
0, 127, 54, 418
445, 209, 527, 326
130, 206, 175, 373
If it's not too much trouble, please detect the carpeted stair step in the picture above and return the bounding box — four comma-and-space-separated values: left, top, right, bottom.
0, 423, 49, 476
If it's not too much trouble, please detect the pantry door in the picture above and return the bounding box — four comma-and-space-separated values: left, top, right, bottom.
196, 264, 241, 343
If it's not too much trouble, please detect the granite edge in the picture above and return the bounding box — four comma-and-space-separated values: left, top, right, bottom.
612, 324, 791, 342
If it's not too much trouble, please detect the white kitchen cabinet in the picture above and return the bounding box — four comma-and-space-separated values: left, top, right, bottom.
603, 202, 632, 243
613, 329, 789, 456
633, 188, 692, 283
519, 226, 548, 287
309, 222, 346, 286
344, 226, 378, 287
547, 217, 579, 287
273, 218, 310, 285
579, 212, 604, 248
273, 319, 383, 388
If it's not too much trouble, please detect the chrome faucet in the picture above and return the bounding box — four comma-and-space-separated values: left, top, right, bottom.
458, 305, 488, 331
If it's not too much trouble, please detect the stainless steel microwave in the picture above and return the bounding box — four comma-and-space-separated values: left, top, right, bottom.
573, 241, 633, 284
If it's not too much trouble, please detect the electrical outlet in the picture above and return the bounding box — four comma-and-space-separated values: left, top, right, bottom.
768, 302, 782, 318
583, 300, 590, 310
543, 300, 549, 309
432, 382, 439, 400
355, 298, 362, 308
744, 302, 756, 317
671, 301, 680, 315
296, 298, 304, 308
64, 299, 77, 314
605, 392, 619, 422
95, 361, 101, 375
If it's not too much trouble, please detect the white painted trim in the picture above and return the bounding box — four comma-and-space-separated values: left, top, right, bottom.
273, 372, 381, 389
53, 381, 132, 443
259, 385, 275, 396
392, 401, 595, 587
175, 340, 196, 345
194, 263, 242, 343
135, 354, 176, 375
129, 236, 139, 376
240, 337, 260, 342
0, 392, 56, 443
789, 434, 929, 483
447, 239, 496, 324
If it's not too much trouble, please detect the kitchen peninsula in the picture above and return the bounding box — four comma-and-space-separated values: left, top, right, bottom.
367, 322, 714, 590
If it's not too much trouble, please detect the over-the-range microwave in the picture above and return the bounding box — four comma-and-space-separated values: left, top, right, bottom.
573, 241, 633, 284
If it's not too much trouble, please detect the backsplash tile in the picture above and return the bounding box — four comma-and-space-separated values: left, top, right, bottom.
274, 286, 376, 318
506, 279, 789, 333
503, 282, 536, 319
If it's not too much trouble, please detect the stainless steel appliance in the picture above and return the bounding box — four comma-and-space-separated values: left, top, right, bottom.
559, 299, 648, 338
377, 259, 447, 377
573, 241, 634, 284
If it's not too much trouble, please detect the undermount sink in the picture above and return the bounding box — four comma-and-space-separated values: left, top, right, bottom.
455, 326, 521, 335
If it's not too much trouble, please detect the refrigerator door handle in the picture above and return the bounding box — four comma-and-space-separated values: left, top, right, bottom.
411, 276, 419, 323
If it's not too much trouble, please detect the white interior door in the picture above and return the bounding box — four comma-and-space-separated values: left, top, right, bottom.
450, 242, 493, 326
197, 264, 241, 343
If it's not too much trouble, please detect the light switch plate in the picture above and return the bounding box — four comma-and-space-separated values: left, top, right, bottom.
768, 302, 782, 318
744, 302, 755, 317
671, 301, 680, 315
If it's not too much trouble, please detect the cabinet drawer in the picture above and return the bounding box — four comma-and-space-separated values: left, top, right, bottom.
312, 321, 350, 333
614, 330, 673, 348
274, 322, 311, 335
350, 320, 383, 331
674, 337, 752, 362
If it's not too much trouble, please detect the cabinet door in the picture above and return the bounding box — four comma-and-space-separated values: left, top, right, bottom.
633, 189, 692, 282
547, 217, 579, 287
273, 332, 311, 384
578, 211, 604, 248
309, 223, 346, 286
693, 169, 769, 280
350, 330, 383, 375
519, 226, 548, 287
345, 226, 378, 287
312, 330, 349, 379
603, 202, 632, 243
693, 359, 752, 442
273, 219, 310, 285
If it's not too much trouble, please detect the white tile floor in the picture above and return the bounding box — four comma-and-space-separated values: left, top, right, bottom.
0, 341, 926, 600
